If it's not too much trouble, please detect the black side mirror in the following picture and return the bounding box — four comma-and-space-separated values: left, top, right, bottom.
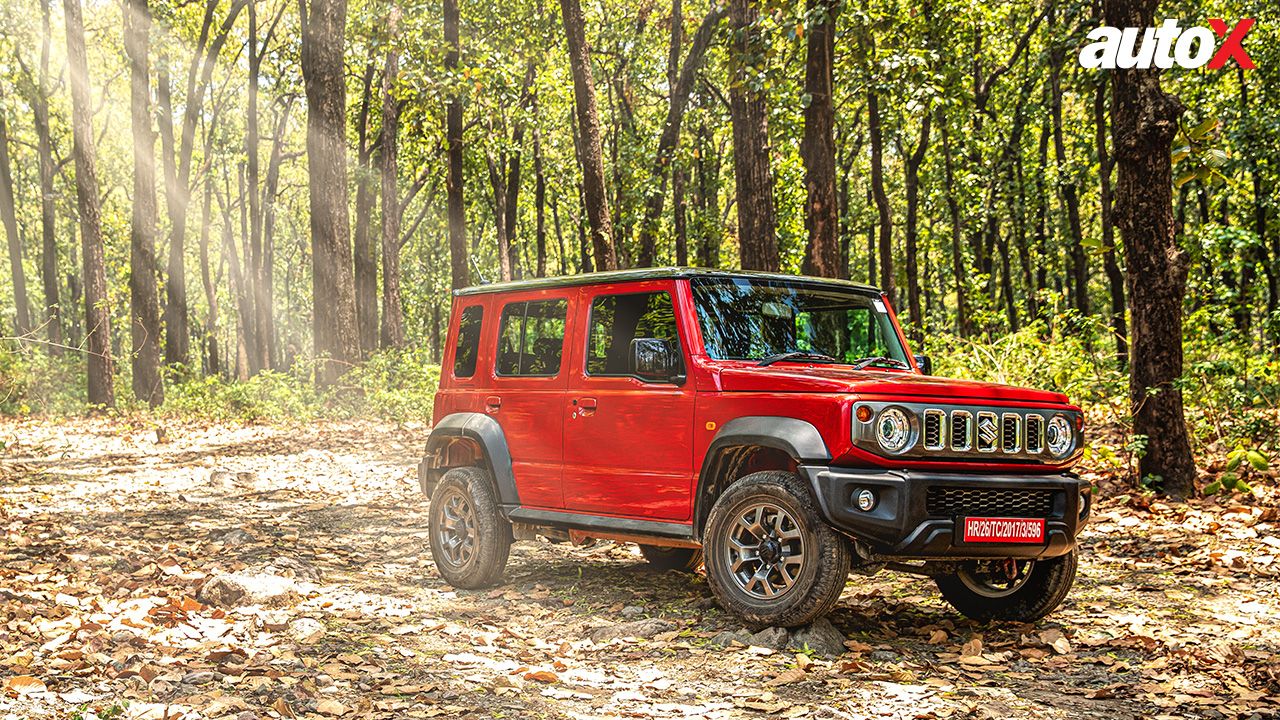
631, 338, 684, 384
914, 354, 933, 375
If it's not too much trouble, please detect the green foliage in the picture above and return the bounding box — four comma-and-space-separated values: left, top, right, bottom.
335, 347, 441, 423
0, 343, 87, 415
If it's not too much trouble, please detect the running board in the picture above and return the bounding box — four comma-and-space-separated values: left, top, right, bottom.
505, 507, 696, 543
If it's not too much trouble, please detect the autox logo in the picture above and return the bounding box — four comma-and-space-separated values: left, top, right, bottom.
1079, 18, 1256, 69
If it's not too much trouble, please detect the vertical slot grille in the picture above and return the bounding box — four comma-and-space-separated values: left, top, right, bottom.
950, 411, 972, 451
1001, 414, 1021, 453
923, 410, 945, 450
1025, 414, 1044, 454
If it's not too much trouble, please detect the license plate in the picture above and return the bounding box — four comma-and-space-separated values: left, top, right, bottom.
962, 517, 1046, 544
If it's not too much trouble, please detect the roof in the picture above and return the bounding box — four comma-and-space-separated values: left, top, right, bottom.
453, 267, 882, 297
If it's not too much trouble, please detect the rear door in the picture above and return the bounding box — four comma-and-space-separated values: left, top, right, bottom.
562, 281, 696, 521
488, 290, 573, 510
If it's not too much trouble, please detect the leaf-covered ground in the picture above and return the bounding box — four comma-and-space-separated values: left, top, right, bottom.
1, 418, 1278, 720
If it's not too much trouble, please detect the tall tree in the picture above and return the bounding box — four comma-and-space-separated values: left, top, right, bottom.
727, 0, 777, 271
380, 4, 405, 349
560, 0, 618, 271
1105, 0, 1194, 496
799, 0, 839, 278
0, 115, 31, 339
124, 0, 163, 405
32, 0, 63, 353
635, 3, 726, 266
444, 0, 467, 290
1049, 38, 1089, 316
63, 0, 114, 406
300, 0, 359, 384
1094, 81, 1127, 365
353, 60, 380, 354
868, 89, 893, 298
902, 112, 932, 339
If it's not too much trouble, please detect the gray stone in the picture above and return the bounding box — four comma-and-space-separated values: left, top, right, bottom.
621, 605, 645, 619
748, 626, 790, 650
209, 528, 256, 546
788, 617, 847, 658
197, 575, 249, 607
197, 570, 306, 608
257, 556, 322, 583
181, 671, 216, 685
588, 618, 676, 643
709, 630, 752, 647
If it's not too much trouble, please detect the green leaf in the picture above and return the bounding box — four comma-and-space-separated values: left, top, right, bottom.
1203, 480, 1222, 495
1189, 117, 1219, 140
1170, 145, 1191, 164
1236, 480, 1253, 494
1174, 167, 1198, 187
1226, 453, 1243, 472
1246, 451, 1269, 471
1221, 472, 1239, 489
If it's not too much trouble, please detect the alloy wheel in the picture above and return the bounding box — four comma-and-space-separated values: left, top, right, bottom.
435, 489, 478, 569
724, 502, 806, 599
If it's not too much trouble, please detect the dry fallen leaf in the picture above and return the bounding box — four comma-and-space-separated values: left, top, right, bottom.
524, 670, 559, 683
4, 675, 47, 696
316, 699, 349, 716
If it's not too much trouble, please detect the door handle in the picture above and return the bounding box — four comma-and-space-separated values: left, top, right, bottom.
484, 395, 502, 413
578, 397, 598, 411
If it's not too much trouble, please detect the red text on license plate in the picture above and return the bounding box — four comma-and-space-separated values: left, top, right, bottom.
962, 517, 1046, 543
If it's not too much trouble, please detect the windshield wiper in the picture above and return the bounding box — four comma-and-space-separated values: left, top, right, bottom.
757, 351, 839, 367
851, 356, 910, 370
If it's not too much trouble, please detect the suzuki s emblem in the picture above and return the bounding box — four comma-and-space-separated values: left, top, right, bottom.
978, 416, 999, 446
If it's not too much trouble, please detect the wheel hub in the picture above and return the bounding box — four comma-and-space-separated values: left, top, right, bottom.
435, 490, 478, 569
723, 502, 806, 600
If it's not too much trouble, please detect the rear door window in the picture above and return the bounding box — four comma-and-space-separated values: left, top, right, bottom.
495, 298, 568, 376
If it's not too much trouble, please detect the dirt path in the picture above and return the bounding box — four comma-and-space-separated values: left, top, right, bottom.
1, 418, 1278, 719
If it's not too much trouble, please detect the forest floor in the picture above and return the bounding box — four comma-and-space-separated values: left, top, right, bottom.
1, 418, 1279, 720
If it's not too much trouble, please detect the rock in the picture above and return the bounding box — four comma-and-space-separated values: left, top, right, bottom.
788, 618, 847, 658
209, 528, 256, 546
287, 617, 326, 644
588, 618, 676, 643
869, 649, 899, 662
197, 575, 249, 607
749, 626, 790, 650
258, 556, 322, 583
621, 605, 645, 619
181, 671, 216, 685
709, 630, 752, 647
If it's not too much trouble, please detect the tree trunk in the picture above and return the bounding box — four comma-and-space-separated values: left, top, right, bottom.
635, 5, 726, 265
940, 119, 969, 335
1094, 81, 1128, 365
800, 0, 839, 278
300, 0, 359, 384
903, 112, 932, 339
258, 98, 291, 369
353, 60, 379, 356
0, 116, 32, 339
1049, 45, 1089, 316
379, 5, 405, 350
198, 178, 219, 375
560, 0, 617, 271
728, 0, 778, 271
34, 0, 63, 353
487, 150, 513, 282
243, 0, 267, 373
124, 0, 163, 405
444, 0, 468, 289
694, 117, 721, 268
533, 119, 548, 278
1105, 0, 1195, 496
868, 90, 893, 298
63, 0, 115, 406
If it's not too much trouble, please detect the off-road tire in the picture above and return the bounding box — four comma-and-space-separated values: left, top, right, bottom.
639, 545, 704, 572
428, 467, 512, 589
935, 550, 1078, 622
703, 471, 850, 628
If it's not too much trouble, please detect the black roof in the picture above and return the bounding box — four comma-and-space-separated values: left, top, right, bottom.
453, 267, 882, 297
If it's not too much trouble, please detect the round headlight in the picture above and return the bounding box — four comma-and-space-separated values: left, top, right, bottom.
1045, 415, 1074, 458
876, 408, 913, 454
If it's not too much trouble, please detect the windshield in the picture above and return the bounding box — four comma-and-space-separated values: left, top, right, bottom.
690, 277, 910, 366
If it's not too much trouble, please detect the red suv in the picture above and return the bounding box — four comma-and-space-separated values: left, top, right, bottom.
420, 269, 1088, 627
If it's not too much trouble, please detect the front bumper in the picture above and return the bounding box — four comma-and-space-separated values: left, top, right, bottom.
800, 466, 1090, 560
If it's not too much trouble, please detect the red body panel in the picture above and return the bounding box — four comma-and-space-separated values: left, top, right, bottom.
434, 275, 1084, 524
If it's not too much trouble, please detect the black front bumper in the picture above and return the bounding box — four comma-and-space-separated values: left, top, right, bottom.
800, 466, 1090, 560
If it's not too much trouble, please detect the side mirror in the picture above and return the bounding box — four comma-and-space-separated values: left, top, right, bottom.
914, 354, 933, 376
631, 338, 684, 384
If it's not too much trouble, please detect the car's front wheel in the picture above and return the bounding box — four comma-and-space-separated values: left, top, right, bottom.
428, 467, 512, 589
934, 550, 1078, 622
703, 471, 850, 628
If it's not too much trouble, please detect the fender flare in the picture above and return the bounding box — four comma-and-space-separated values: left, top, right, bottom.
423, 412, 519, 505
693, 416, 832, 536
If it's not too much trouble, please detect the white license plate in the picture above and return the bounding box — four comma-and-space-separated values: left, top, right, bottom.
962, 517, 1046, 544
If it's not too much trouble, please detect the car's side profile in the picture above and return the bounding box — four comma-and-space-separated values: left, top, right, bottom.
420, 268, 1089, 627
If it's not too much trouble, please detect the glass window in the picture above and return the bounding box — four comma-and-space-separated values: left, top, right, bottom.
587, 291, 684, 377
495, 299, 568, 376
690, 277, 908, 366
452, 305, 483, 378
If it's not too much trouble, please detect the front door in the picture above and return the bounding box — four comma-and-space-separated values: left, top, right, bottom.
562, 283, 696, 521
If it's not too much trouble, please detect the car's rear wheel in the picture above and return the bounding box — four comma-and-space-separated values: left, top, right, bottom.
428, 467, 512, 589
703, 471, 850, 628
935, 550, 1078, 622
639, 545, 703, 572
